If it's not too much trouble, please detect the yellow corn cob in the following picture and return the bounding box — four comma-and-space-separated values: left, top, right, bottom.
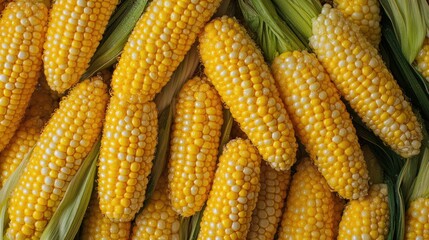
130, 176, 180, 240
338, 184, 389, 239
277, 158, 338, 240
199, 16, 298, 171
0, 78, 59, 187
333, 0, 381, 47
0, 117, 42, 187
43, 0, 119, 93
405, 197, 429, 240
271, 50, 368, 199
198, 138, 261, 239
111, 0, 223, 104
416, 37, 429, 82
0, 1, 48, 152
247, 164, 291, 240
98, 97, 158, 222
168, 76, 223, 217
80, 190, 131, 240
310, 5, 422, 158
6, 77, 108, 239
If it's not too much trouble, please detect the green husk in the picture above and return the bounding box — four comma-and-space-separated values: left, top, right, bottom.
40, 140, 100, 240
407, 126, 429, 202
272, 0, 321, 41
82, 0, 150, 79
0, 147, 33, 239
379, 0, 427, 63
238, 0, 306, 62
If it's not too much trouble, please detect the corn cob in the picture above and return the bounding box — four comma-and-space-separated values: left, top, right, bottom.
271, 50, 369, 199
416, 37, 429, 82
198, 138, 261, 239
0, 76, 59, 187
199, 16, 298, 171
6, 77, 108, 239
0, 1, 48, 152
309, 4, 422, 158
43, 0, 119, 93
338, 184, 389, 239
168, 76, 223, 217
405, 197, 429, 240
80, 190, 131, 240
0, 117, 42, 187
277, 158, 338, 240
247, 163, 291, 240
333, 0, 381, 47
111, 0, 223, 104
98, 97, 158, 222
130, 175, 180, 240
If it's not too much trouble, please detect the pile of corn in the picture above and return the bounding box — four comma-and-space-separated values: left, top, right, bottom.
0, 0, 428, 239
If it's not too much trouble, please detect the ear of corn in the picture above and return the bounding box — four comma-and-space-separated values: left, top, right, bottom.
309, 4, 422, 158
6, 77, 108, 239
199, 16, 298, 171
80, 189, 131, 240
416, 37, 429, 82
98, 97, 158, 222
0, 77, 59, 187
0, 1, 48, 152
247, 164, 291, 240
338, 184, 390, 239
277, 158, 339, 240
43, 0, 119, 93
197, 138, 261, 239
130, 175, 180, 240
168, 76, 224, 217
111, 0, 223, 104
0, 117, 43, 187
405, 197, 429, 240
333, 0, 381, 47
271, 50, 369, 199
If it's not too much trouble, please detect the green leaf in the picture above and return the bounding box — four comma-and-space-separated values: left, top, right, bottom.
379, 0, 427, 62
272, 0, 321, 41
82, 0, 150, 79
40, 140, 100, 240
0, 147, 34, 239
238, 0, 306, 62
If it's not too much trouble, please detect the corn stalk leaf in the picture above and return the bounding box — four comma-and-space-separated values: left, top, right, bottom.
40, 140, 100, 240
0, 147, 34, 240
82, 0, 150, 79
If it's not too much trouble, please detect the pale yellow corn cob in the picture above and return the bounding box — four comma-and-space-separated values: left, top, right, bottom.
271, 50, 368, 199
168, 76, 223, 217
111, 0, 223, 103
6, 77, 108, 239
405, 197, 429, 240
199, 16, 298, 171
247, 164, 291, 240
310, 5, 422, 158
98, 97, 158, 222
198, 138, 261, 239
